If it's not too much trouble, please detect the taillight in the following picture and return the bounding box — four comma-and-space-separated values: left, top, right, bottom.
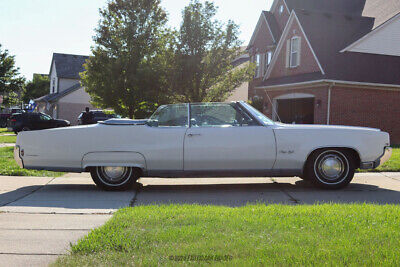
11, 119, 16, 122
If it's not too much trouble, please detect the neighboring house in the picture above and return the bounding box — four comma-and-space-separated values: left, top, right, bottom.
226, 49, 251, 102
35, 53, 93, 125
247, 0, 400, 143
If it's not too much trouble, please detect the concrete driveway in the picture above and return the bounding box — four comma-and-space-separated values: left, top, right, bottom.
1, 172, 400, 266
0, 173, 135, 266
136, 172, 400, 206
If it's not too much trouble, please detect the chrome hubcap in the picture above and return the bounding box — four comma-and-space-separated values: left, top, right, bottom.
318, 155, 344, 180
101, 166, 127, 181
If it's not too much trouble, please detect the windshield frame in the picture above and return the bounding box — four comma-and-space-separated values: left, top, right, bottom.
238, 101, 275, 126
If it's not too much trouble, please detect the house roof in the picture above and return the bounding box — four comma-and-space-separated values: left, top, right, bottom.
34, 83, 82, 103
363, 0, 400, 28
341, 12, 400, 55
263, 11, 281, 41
285, 0, 366, 16
50, 53, 89, 79
260, 9, 400, 87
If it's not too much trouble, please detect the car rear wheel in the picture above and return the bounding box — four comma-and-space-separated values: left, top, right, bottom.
90, 166, 139, 191
305, 149, 355, 189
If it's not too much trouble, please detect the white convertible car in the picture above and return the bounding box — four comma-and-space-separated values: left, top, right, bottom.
14, 102, 391, 190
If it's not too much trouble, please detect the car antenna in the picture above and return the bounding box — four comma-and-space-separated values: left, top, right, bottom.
265, 93, 282, 122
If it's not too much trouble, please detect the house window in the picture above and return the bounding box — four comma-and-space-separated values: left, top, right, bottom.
279, 5, 284, 14
255, 54, 261, 77
263, 51, 273, 75
290, 37, 300, 68
52, 78, 55, 93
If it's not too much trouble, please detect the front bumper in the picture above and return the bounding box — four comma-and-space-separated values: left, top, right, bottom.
360, 147, 392, 169
13, 145, 24, 168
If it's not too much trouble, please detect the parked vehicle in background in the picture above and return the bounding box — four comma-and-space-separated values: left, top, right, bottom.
0, 108, 25, 128
14, 102, 391, 191
7, 112, 70, 133
77, 110, 118, 125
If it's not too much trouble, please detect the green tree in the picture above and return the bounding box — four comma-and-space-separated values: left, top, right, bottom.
169, 0, 254, 103
22, 74, 50, 102
0, 44, 25, 103
81, 0, 170, 118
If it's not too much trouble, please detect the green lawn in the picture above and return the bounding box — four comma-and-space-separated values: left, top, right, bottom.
359, 147, 400, 172
0, 128, 12, 134
54, 204, 400, 266
0, 135, 16, 143
0, 147, 63, 177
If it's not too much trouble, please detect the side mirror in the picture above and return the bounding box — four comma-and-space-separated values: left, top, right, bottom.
147, 120, 159, 127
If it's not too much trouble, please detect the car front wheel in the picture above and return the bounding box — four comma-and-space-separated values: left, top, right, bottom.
90, 166, 139, 191
305, 149, 355, 189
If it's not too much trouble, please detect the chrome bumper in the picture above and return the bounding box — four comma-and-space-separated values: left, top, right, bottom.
378, 147, 392, 167
14, 145, 24, 168
360, 147, 392, 169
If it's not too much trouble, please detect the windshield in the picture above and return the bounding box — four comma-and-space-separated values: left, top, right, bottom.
241, 102, 274, 126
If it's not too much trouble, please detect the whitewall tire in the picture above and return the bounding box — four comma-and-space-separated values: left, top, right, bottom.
305, 149, 355, 189
90, 166, 139, 191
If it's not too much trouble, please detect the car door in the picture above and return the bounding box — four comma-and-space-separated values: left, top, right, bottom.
144, 104, 189, 173
184, 103, 276, 172
37, 113, 53, 129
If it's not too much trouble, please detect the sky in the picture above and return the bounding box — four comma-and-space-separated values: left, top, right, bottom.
0, 0, 273, 80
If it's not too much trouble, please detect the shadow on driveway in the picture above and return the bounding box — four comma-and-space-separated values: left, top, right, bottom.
134, 178, 400, 206
0, 183, 135, 213
1, 174, 400, 212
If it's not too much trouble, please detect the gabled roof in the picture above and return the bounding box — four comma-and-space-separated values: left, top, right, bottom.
35, 83, 82, 103
49, 53, 89, 79
260, 9, 400, 87
264, 10, 325, 80
247, 11, 280, 50
263, 11, 281, 41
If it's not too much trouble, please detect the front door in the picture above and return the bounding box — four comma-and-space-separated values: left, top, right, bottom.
184, 103, 276, 172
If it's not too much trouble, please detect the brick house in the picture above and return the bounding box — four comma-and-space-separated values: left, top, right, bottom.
35, 53, 93, 124
247, 0, 400, 143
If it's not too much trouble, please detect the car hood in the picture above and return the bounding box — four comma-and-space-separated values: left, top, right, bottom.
273, 123, 381, 132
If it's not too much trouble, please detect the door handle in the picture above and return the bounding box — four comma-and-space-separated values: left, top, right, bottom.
187, 133, 201, 137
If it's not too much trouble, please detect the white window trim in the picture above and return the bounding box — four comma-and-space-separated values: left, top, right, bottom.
279, 5, 284, 14
290, 36, 300, 68
255, 53, 262, 78
263, 51, 273, 75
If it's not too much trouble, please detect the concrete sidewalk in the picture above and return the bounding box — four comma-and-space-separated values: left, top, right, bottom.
0, 173, 136, 266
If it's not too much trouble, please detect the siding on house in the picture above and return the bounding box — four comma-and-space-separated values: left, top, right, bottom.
58, 78, 80, 93
343, 14, 400, 56
58, 87, 91, 104
49, 62, 58, 94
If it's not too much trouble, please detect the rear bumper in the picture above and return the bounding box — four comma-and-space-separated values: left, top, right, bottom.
360, 147, 392, 169
13, 145, 24, 168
